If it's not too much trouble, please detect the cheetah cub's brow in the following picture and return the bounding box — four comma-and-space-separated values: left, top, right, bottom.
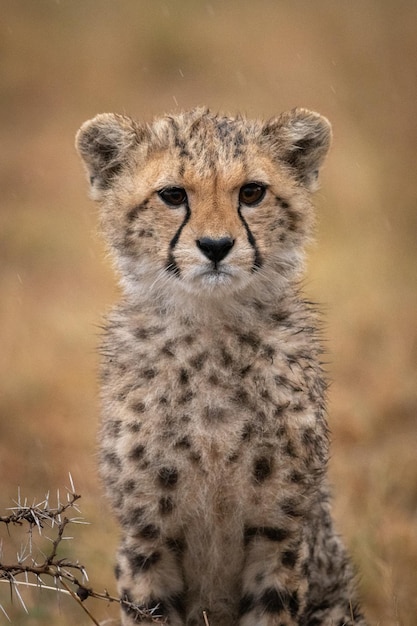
76, 107, 332, 194
75, 108, 367, 626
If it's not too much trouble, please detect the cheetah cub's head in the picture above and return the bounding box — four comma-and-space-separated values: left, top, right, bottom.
76, 108, 331, 300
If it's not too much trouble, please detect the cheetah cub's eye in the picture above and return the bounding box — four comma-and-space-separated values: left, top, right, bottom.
158, 187, 188, 207
239, 183, 267, 206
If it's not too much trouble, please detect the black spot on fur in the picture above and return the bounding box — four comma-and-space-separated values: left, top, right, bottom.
233, 131, 245, 157
237, 332, 260, 349
140, 524, 160, 540
261, 344, 275, 360
129, 444, 145, 461
127, 421, 142, 433
114, 563, 121, 579
301, 427, 315, 446
138, 228, 154, 238
178, 390, 194, 405
244, 526, 290, 545
238, 593, 256, 616
288, 591, 300, 617
103, 452, 121, 469
270, 310, 291, 324
286, 208, 302, 232
239, 364, 252, 377
259, 588, 286, 614
129, 550, 161, 573
124, 479, 136, 493
162, 340, 176, 357
350, 602, 365, 620
290, 471, 305, 484
158, 467, 178, 488
174, 135, 191, 160
159, 496, 175, 515
105, 420, 122, 437
175, 436, 191, 449
308, 599, 332, 615
241, 423, 253, 440
281, 497, 303, 518
179, 368, 189, 385
127, 200, 149, 222
253, 457, 272, 483
292, 402, 306, 413
142, 368, 157, 380
126, 506, 145, 527
189, 352, 208, 370
166, 537, 185, 557
282, 549, 299, 569
274, 196, 290, 209
234, 388, 250, 407
134, 327, 150, 340
131, 401, 145, 414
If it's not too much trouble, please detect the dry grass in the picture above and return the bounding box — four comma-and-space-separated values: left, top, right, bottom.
1, 1, 416, 624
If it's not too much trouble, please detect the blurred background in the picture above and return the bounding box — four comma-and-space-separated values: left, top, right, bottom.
1, 1, 416, 624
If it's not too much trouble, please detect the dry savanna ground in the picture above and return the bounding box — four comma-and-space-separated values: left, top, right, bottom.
1, 1, 416, 624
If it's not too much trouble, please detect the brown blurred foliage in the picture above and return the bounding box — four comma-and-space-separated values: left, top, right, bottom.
1, 1, 416, 624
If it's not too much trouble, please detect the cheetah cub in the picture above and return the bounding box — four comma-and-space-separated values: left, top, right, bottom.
76, 108, 367, 626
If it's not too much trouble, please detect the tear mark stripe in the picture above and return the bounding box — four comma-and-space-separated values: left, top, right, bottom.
166, 202, 191, 275
237, 204, 263, 270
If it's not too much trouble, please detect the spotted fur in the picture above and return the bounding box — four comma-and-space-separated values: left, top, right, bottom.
76, 108, 367, 626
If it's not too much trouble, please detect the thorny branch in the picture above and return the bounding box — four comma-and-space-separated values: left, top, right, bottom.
0, 478, 165, 624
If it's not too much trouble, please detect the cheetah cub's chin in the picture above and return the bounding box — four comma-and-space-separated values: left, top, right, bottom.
76, 108, 367, 626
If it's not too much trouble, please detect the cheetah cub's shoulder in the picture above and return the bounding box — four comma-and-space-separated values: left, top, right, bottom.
76, 108, 367, 626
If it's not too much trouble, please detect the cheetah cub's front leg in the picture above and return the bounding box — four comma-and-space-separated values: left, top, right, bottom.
239, 531, 309, 626
115, 531, 185, 626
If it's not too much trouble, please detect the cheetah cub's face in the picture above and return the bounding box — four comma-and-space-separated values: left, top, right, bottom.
76, 109, 331, 298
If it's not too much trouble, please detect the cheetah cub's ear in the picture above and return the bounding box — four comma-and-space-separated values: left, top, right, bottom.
75, 113, 141, 197
263, 108, 332, 191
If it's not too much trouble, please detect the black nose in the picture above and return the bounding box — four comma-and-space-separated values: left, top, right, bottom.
196, 237, 235, 263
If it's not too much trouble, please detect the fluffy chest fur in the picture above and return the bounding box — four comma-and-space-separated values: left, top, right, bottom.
100, 296, 327, 468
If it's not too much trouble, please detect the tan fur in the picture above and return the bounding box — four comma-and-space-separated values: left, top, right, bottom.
76, 108, 366, 626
